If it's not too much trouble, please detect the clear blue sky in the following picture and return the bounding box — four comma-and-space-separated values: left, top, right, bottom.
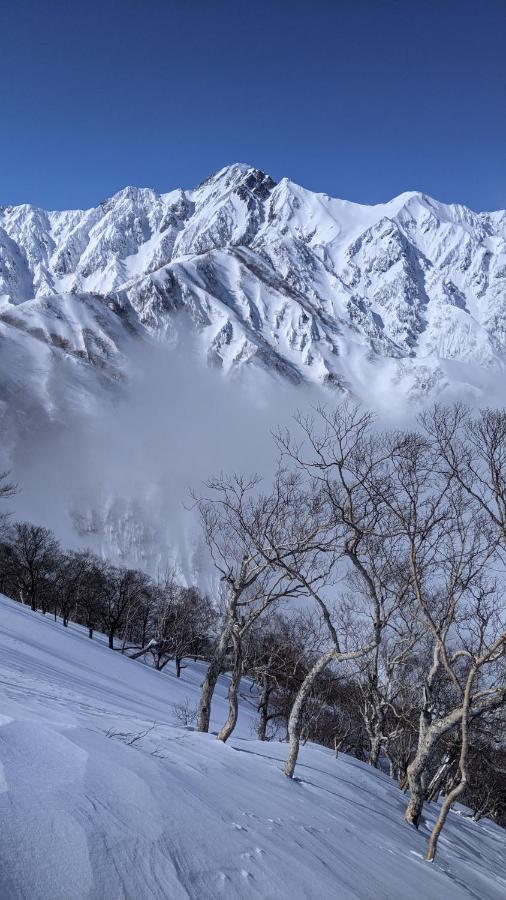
1, 0, 505, 211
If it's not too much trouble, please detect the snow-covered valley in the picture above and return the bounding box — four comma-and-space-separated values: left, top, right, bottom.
0, 593, 504, 900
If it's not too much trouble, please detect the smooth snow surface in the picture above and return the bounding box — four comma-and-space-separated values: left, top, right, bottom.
0, 594, 504, 899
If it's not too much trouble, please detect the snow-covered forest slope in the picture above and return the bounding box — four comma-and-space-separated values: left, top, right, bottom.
2, 162, 506, 428
0, 593, 504, 900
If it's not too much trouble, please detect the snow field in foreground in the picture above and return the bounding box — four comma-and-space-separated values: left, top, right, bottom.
0, 594, 504, 899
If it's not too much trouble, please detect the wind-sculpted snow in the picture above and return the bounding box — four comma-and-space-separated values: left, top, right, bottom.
0, 593, 504, 899
1, 163, 506, 417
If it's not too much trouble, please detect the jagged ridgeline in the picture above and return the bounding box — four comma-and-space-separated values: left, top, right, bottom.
1, 163, 506, 420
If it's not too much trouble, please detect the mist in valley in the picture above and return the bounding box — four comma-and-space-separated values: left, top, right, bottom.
6, 333, 324, 583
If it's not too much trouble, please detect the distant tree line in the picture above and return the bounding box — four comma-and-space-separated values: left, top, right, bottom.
0, 402, 505, 862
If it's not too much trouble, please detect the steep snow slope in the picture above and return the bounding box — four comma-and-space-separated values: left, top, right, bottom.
2, 163, 506, 425
0, 593, 504, 900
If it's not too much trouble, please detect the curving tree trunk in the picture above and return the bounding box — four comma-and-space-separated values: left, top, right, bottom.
284, 639, 375, 779
284, 648, 336, 778
404, 723, 437, 828
197, 656, 223, 733
426, 667, 476, 861
197, 623, 231, 733
404, 766, 426, 827
217, 631, 242, 743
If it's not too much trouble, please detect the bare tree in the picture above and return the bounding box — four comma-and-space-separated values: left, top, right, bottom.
243, 612, 316, 741
358, 625, 420, 768
424, 404, 506, 549
464, 733, 506, 825
99, 566, 151, 650
57, 550, 94, 626
426, 627, 505, 860
8, 522, 60, 612
376, 428, 506, 831
150, 579, 214, 676
75, 553, 108, 639
271, 404, 408, 777
195, 472, 313, 740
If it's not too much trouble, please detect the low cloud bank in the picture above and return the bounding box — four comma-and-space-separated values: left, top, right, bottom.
8, 335, 321, 580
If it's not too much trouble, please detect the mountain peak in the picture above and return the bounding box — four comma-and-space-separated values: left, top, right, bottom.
1, 165, 505, 416
105, 185, 159, 205
195, 163, 275, 192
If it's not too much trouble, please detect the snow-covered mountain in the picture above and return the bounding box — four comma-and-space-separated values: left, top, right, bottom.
2, 162, 506, 426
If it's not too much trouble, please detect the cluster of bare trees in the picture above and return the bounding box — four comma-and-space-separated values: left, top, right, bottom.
0, 520, 214, 675
0, 402, 504, 862
191, 403, 505, 861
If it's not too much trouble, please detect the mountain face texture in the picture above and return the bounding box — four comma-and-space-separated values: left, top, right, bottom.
1, 162, 506, 426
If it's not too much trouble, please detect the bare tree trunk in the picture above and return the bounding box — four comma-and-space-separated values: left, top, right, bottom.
197, 656, 223, 733
405, 721, 432, 824
197, 579, 242, 734
258, 708, 268, 741
217, 632, 242, 743
405, 725, 452, 826
284, 649, 335, 778
405, 705, 463, 824
404, 693, 438, 827
426, 769, 467, 860
368, 733, 382, 768
404, 766, 425, 828
384, 741, 398, 780
257, 678, 270, 741
426, 669, 475, 862
197, 624, 231, 733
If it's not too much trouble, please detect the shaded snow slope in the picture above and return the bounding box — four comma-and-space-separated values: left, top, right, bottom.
2, 164, 506, 419
0, 594, 504, 899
